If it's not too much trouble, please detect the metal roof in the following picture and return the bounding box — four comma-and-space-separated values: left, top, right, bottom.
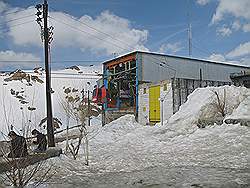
103, 51, 250, 69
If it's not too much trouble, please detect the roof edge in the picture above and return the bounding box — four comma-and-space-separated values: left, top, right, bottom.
103, 51, 250, 69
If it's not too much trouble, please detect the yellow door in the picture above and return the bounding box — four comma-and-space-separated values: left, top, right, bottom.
149, 85, 160, 123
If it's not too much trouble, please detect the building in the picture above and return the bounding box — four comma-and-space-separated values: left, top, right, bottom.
230, 71, 250, 88
102, 51, 250, 125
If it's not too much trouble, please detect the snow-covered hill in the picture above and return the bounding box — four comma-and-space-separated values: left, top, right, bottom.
0, 65, 102, 140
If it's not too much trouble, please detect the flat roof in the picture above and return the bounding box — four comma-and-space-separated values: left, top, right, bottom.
103, 51, 250, 69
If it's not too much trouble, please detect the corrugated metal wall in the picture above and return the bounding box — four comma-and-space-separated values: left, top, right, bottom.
140, 53, 249, 83
171, 78, 231, 113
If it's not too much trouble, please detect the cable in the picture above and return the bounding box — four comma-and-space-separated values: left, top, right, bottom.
192, 38, 214, 56
0, 14, 34, 26
1, 7, 34, 16
43, 76, 101, 80
0, 70, 102, 76
0, 20, 35, 31
151, 28, 187, 47
39, 6, 177, 74
48, 6, 177, 72
0, 59, 103, 63
192, 41, 212, 57
49, 16, 131, 52
49, 16, 176, 73
50, 7, 137, 50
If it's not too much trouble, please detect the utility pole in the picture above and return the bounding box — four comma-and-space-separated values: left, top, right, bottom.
87, 89, 90, 126
36, 0, 55, 147
101, 74, 106, 126
43, 0, 55, 147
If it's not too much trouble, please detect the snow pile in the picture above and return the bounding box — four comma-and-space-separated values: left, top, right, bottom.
226, 95, 250, 121
159, 85, 250, 135
90, 114, 147, 149
47, 107, 250, 187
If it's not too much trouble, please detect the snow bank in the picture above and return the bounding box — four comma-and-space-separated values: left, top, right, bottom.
226, 95, 250, 120
158, 85, 250, 135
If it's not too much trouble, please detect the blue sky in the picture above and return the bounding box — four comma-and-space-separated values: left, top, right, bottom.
0, 0, 250, 70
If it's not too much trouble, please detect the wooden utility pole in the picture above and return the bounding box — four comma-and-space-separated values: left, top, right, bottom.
43, 0, 55, 147
87, 90, 90, 126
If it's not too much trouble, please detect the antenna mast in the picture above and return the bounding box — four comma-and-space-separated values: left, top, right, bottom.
188, 0, 192, 56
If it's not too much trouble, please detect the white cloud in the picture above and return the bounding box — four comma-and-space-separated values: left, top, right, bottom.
208, 53, 226, 62
159, 42, 183, 54
211, 0, 250, 24
196, 0, 211, 6
0, 50, 41, 69
0, 1, 8, 13
4, 7, 42, 46
216, 25, 232, 37
4, 4, 148, 55
242, 23, 250, 32
239, 57, 250, 65
232, 20, 241, 31
226, 42, 250, 58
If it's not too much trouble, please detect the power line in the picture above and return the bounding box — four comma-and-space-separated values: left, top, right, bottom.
1, 7, 34, 16
151, 28, 187, 47
0, 60, 103, 63
191, 38, 215, 57
50, 7, 137, 50
192, 43, 211, 56
48, 76, 100, 80
49, 16, 176, 72
0, 20, 35, 32
49, 16, 131, 52
48, 6, 177, 73
0, 14, 34, 26
27, 72, 102, 76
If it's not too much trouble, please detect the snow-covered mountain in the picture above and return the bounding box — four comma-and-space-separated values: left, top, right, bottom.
0, 65, 102, 140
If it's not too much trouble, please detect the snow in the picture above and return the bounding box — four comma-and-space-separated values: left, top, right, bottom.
0, 71, 249, 187
41, 85, 250, 187
226, 95, 250, 120
0, 65, 102, 140
159, 85, 250, 134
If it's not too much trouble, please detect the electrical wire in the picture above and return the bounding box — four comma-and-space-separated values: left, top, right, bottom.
0, 60, 102, 63
0, 14, 34, 26
49, 16, 177, 73
50, 7, 138, 50
49, 16, 130, 52
192, 38, 214, 56
1, 6, 34, 16
0, 20, 35, 32
41, 76, 101, 80
1, 5, 177, 75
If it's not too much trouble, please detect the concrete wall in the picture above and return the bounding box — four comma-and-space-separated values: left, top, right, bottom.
138, 80, 172, 125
